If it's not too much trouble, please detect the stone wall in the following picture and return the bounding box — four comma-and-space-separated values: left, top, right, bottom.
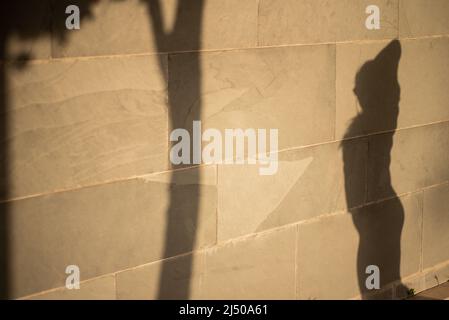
1, 0, 449, 299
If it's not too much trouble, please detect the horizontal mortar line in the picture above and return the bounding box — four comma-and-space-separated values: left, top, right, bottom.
0, 163, 212, 205
236, 118, 449, 162
398, 34, 449, 42
338, 118, 449, 142
23, 257, 449, 301
1, 119, 448, 204
17, 183, 449, 297
0, 51, 164, 66
18, 272, 115, 300
175, 118, 449, 163
210, 180, 449, 248
1, 34, 449, 65
20, 215, 449, 300
83, 179, 447, 271
407, 260, 449, 283
419, 180, 449, 193
275, 118, 449, 155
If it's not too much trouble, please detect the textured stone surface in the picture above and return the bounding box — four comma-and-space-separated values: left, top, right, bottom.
423, 184, 449, 268
4, 165, 216, 298
259, 0, 398, 46
399, 0, 449, 38
367, 122, 449, 202
2, 54, 168, 199
169, 44, 336, 151
3, 0, 449, 301
51, 0, 258, 57
118, 227, 296, 299
297, 193, 422, 299
202, 227, 296, 299
117, 253, 204, 300
217, 138, 367, 241
398, 38, 449, 129
424, 262, 449, 291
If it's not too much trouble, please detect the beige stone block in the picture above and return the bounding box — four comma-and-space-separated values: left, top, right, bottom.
423, 184, 449, 268
2, 54, 168, 199
367, 123, 449, 201
399, 0, 449, 38
217, 138, 367, 241
52, 0, 152, 57
26, 275, 116, 300
118, 226, 297, 300
202, 227, 296, 299
51, 0, 258, 57
336, 38, 449, 139
424, 262, 449, 291
1, 2, 52, 61
170, 45, 335, 151
3, 165, 216, 298
298, 213, 358, 300
297, 193, 422, 299
258, 0, 398, 46
399, 38, 449, 130
116, 253, 204, 300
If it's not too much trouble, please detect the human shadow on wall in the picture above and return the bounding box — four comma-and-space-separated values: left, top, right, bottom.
342, 40, 409, 299
0, 0, 97, 299
144, 0, 204, 299
0, 0, 204, 299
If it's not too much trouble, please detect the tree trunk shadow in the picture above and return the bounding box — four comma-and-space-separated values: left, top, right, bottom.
145, 0, 204, 299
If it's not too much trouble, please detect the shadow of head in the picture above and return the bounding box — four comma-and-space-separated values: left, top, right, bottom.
353, 40, 402, 118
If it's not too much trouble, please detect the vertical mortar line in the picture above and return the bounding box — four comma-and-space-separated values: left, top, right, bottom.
215, 164, 218, 245
420, 189, 424, 273
114, 272, 118, 300
256, 0, 261, 47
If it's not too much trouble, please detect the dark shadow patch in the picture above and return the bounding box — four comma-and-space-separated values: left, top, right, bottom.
342, 40, 408, 299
